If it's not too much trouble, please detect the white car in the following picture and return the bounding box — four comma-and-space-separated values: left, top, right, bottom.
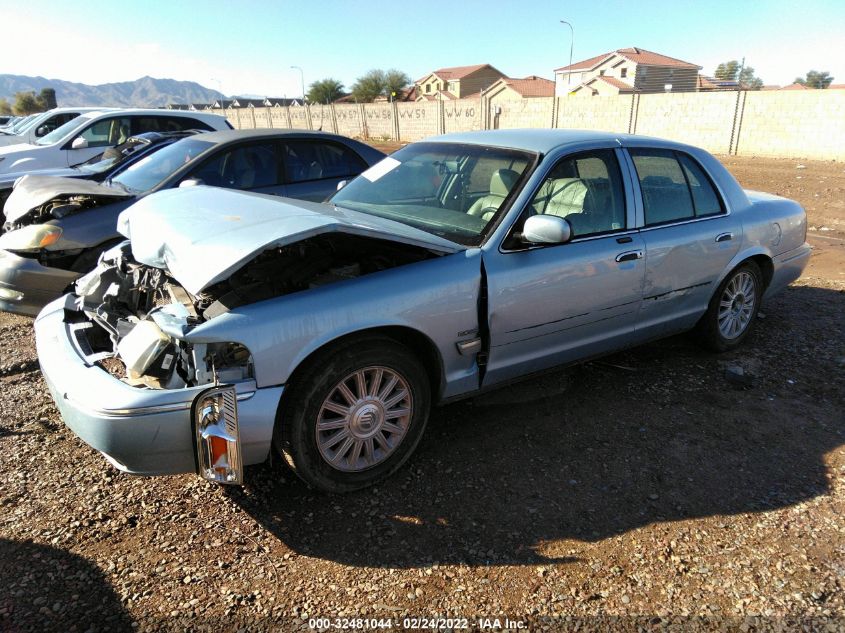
0, 109, 232, 174
0, 108, 105, 148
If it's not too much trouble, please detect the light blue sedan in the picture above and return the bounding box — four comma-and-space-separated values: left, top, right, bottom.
35, 129, 811, 492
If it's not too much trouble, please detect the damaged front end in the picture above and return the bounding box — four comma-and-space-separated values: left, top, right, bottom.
3, 191, 125, 234
71, 241, 254, 392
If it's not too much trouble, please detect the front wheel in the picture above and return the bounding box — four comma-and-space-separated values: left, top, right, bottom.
696, 261, 763, 352
276, 336, 431, 493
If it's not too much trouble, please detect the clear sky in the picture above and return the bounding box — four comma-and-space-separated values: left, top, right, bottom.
3, 0, 843, 97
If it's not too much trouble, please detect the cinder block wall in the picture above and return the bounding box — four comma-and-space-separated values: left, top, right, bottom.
737, 90, 845, 158
211, 90, 845, 159
633, 91, 739, 155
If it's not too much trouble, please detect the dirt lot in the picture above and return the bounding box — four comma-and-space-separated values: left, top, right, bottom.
1, 155, 843, 632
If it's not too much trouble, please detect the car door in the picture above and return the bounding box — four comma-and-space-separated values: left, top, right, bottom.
483, 148, 646, 387
625, 148, 741, 338
64, 116, 131, 166
281, 139, 369, 202
183, 140, 287, 196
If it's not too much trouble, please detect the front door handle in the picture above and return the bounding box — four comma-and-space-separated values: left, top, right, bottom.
615, 250, 643, 263
715, 232, 733, 243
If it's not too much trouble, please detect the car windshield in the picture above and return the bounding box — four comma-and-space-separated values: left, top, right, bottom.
3, 114, 37, 135
330, 142, 536, 246
110, 138, 214, 193
76, 137, 156, 175
34, 115, 92, 146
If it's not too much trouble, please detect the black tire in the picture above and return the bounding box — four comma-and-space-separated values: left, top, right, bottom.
696, 261, 763, 352
274, 335, 431, 493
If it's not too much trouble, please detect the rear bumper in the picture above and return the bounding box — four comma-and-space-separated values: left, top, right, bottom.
764, 242, 812, 299
0, 249, 79, 316
35, 297, 282, 476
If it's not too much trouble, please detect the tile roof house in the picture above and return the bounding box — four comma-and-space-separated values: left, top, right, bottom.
485, 75, 556, 100
779, 83, 812, 91
697, 75, 740, 91
415, 64, 507, 101
557, 47, 701, 96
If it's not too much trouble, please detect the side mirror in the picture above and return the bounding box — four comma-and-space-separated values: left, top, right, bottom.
35, 125, 48, 137
522, 214, 572, 245
71, 137, 88, 150
179, 177, 204, 188
336, 179, 348, 191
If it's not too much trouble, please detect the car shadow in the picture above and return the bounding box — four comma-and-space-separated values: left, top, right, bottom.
230, 284, 844, 568
0, 538, 133, 632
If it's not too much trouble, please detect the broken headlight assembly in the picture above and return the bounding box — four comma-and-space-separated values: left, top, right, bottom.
193, 385, 243, 484
0, 224, 62, 250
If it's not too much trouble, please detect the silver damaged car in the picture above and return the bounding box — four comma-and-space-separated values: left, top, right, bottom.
35, 130, 811, 492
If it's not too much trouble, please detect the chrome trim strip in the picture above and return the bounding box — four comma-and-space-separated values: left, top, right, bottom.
636, 212, 731, 232
64, 390, 256, 418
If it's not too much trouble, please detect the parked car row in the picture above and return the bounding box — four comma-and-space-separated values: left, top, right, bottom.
10, 126, 808, 493
0, 128, 384, 315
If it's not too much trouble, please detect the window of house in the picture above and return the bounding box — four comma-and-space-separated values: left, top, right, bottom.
630, 149, 724, 225
620, 68, 628, 78
425, 84, 431, 93
600, 70, 606, 76
527, 149, 626, 238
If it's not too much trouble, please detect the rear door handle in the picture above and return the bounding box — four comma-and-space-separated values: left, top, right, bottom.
615, 250, 643, 263
715, 232, 733, 243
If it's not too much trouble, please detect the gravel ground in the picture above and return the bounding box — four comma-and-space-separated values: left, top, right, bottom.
1, 155, 844, 632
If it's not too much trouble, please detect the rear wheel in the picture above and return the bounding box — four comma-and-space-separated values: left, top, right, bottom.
696, 261, 763, 352
275, 336, 431, 493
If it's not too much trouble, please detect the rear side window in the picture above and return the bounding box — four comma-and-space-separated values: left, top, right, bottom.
282, 140, 367, 183
630, 149, 724, 225
677, 154, 723, 217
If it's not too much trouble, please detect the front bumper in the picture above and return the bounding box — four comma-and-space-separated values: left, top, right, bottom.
35, 297, 283, 476
0, 249, 79, 316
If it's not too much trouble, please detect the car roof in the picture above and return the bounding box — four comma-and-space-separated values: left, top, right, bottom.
184, 128, 360, 144
427, 129, 684, 154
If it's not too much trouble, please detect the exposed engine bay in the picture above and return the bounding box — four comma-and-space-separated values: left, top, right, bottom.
3, 193, 122, 233
71, 234, 438, 390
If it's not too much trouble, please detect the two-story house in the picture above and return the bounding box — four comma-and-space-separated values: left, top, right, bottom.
555, 47, 702, 96
415, 64, 507, 101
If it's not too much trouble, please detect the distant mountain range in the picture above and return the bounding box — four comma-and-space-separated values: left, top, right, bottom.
0, 75, 225, 108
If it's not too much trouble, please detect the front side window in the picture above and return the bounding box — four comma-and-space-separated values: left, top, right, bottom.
77, 117, 132, 148
630, 149, 724, 225
35, 112, 77, 137
527, 149, 626, 238
189, 142, 280, 189
283, 141, 367, 183
34, 115, 93, 146
330, 142, 535, 246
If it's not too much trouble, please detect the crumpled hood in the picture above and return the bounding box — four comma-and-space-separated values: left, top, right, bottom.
118, 186, 464, 295
3, 174, 132, 224
0, 166, 82, 191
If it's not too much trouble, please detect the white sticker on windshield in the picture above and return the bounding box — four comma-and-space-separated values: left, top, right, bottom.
361, 156, 400, 182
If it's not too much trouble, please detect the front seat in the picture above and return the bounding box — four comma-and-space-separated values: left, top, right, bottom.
467, 168, 519, 220
541, 178, 589, 218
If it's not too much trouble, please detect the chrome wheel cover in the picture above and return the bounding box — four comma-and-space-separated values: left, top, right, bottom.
718, 271, 757, 339
316, 366, 413, 472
